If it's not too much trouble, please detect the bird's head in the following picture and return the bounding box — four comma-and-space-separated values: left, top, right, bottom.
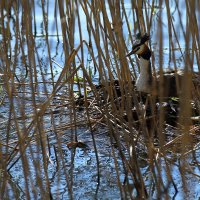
126, 33, 150, 57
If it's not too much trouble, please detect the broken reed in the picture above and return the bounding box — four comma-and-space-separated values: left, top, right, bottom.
0, 0, 199, 199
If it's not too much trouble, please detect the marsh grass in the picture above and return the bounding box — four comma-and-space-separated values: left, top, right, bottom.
0, 0, 200, 199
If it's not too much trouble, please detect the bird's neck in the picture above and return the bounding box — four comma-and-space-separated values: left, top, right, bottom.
136, 57, 152, 93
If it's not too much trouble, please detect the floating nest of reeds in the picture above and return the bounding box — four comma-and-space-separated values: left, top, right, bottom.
74, 78, 200, 155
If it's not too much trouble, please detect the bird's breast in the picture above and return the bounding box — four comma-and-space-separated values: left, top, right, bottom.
135, 73, 152, 93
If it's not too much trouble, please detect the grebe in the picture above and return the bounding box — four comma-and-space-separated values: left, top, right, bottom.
126, 33, 187, 98
125, 33, 200, 127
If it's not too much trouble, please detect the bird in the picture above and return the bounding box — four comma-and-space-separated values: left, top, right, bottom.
126, 33, 191, 98
126, 33, 200, 127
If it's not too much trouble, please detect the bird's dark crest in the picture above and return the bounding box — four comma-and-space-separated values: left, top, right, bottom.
140, 33, 150, 44
132, 33, 150, 47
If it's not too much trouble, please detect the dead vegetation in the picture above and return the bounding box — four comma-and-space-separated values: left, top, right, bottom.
0, 0, 200, 199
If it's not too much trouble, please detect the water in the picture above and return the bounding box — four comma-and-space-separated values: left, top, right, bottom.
0, 1, 200, 199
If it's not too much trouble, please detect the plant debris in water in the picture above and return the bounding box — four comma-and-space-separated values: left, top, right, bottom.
0, 0, 200, 199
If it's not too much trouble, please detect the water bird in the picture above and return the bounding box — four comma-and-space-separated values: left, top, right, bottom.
126, 33, 199, 126
126, 33, 193, 98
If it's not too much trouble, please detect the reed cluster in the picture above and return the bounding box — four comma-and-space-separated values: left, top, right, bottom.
0, 0, 199, 199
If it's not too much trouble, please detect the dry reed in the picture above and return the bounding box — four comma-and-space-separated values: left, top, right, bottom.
0, 0, 200, 199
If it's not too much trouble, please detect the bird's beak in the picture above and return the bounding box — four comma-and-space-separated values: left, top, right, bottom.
126, 49, 135, 57
126, 47, 138, 57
